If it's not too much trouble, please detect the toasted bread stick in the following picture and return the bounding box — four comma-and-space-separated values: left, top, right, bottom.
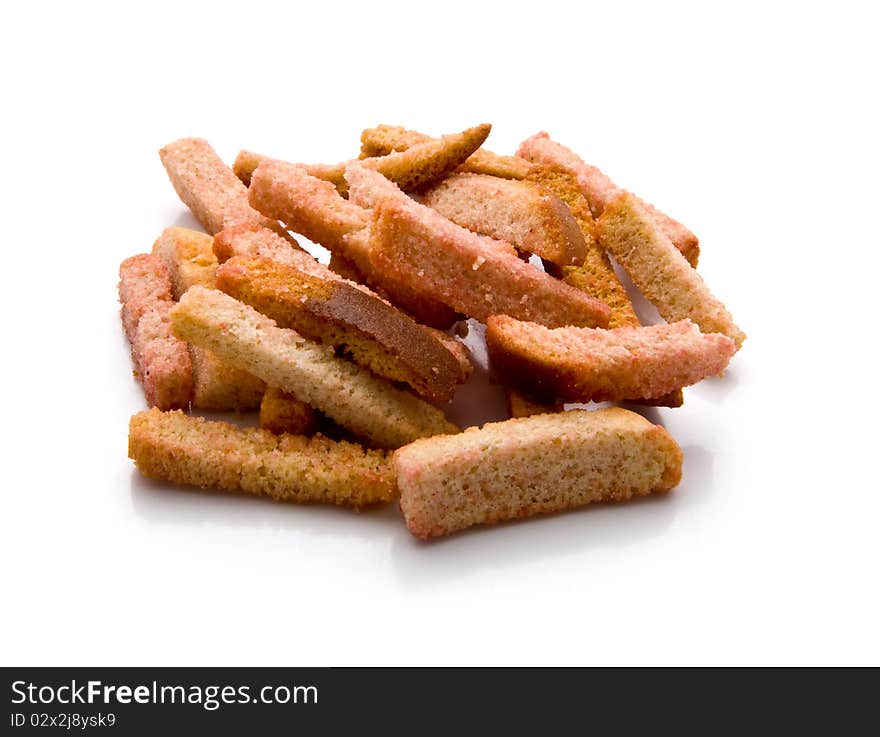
518, 132, 699, 267
151, 226, 266, 411
171, 287, 458, 448
421, 174, 588, 267
598, 193, 745, 349
118, 255, 192, 410
259, 387, 319, 436
487, 316, 736, 403
524, 165, 683, 408
129, 409, 393, 507
395, 408, 682, 538
360, 125, 531, 179
354, 169, 611, 328
216, 255, 466, 403
247, 159, 458, 328
158, 138, 295, 242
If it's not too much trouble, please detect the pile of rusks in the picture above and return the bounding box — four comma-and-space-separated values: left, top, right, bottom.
121, 123, 744, 539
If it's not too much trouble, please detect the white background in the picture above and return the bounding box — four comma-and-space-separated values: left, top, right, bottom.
2, 1, 877, 665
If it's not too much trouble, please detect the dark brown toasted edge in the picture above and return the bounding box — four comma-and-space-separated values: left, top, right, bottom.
215, 256, 465, 404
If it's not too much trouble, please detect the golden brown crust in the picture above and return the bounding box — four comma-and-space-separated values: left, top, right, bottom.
360, 124, 531, 179
170, 286, 459, 449
361, 123, 492, 192
598, 193, 745, 349
215, 255, 466, 403
259, 387, 319, 436
129, 408, 394, 507
421, 173, 587, 267
394, 408, 682, 538
486, 316, 736, 403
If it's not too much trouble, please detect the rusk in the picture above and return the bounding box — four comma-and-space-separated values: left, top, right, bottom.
517, 132, 700, 267
129, 409, 393, 507
171, 287, 458, 448
486, 316, 736, 403
598, 193, 745, 349
395, 408, 682, 538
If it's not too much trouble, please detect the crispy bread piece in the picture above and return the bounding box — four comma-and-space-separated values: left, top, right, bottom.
215, 255, 466, 403
129, 408, 393, 507
486, 316, 736, 403
505, 387, 564, 418
247, 160, 458, 328
118, 255, 192, 410
598, 193, 745, 349
151, 226, 266, 411
213, 222, 324, 276
527, 166, 684, 408
395, 408, 682, 538
234, 150, 349, 194
328, 251, 367, 282
360, 123, 491, 192
360, 125, 531, 179
171, 287, 458, 448
158, 138, 294, 242
421, 173, 587, 267
362, 194, 611, 327
518, 132, 699, 267
259, 387, 319, 436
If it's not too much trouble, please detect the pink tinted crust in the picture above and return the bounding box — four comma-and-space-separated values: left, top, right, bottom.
367, 198, 611, 328
118, 254, 174, 342
158, 138, 281, 235
118, 255, 192, 409
486, 316, 735, 403
248, 159, 370, 248
517, 132, 699, 267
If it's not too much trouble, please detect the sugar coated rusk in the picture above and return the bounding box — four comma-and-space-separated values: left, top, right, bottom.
360, 125, 532, 179
151, 226, 266, 411
360, 123, 491, 192
486, 316, 736, 403
598, 193, 745, 349
248, 159, 370, 249
129, 409, 394, 507
366, 197, 611, 328
421, 174, 588, 267
118, 255, 192, 410
215, 255, 466, 403
247, 161, 458, 328
395, 408, 682, 538
259, 387, 319, 436
171, 287, 458, 448
158, 138, 293, 240
517, 132, 699, 267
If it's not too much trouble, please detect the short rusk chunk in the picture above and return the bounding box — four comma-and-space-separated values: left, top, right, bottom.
394, 408, 682, 538
129, 409, 394, 507
170, 286, 458, 449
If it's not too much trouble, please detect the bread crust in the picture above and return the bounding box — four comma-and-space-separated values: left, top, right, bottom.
517, 132, 700, 267
171, 286, 458, 448
215, 255, 466, 403
158, 138, 294, 241
118, 255, 192, 410
129, 409, 394, 507
360, 124, 531, 179
259, 387, 319, 436
151, 226, 266, 411
394, 408, 682, 538
422, 173, 588, 267
365, 196, 611, 328
598, 193, 745, 349
486, 316, 736, 403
